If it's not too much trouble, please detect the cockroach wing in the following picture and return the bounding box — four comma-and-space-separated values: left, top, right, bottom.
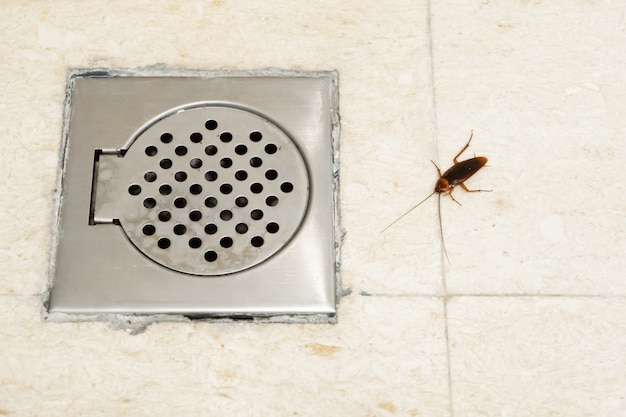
442, 156, 487, 188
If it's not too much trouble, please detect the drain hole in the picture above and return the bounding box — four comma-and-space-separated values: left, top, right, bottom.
158, 238, 171, 249
145, 146, 158, 156
161, 133, 173, 143
236, 223, 248, 234
281, 182, 294, 193
220, 210, 233, 221
266, 222, 279, 233
250, 183, 263, 194
265, 195, 279, 207
143, 198, 156, 209
251, 236, 264, 247
189, 237, 202, 249
250, 209, 264, 220
204, 250, 218, 262
205, 120, 218, 130
128, 184, 142, 195
205, 223, 218, 234
158, 211, 172, 222
173, 224, 187, 235
220, 132, 233, 143
220, 184, 233, 194
235, 196, 248, 207
220, 158, 232, 168
174, 171, 188, 182
159, 184, 172, 195
144, 171, 157, 182
220, 237, 233, 248
250, 131, 262, 142
205, 145, 218, 156
265, 144, 278, 154
250, 157, 263, 168
205, 170, 218, 181
204, 197, 218, 208
189, 184, 203, 195
160, 158, 173, 169
189, 210, 202, 221
175, 146, 188, 156
265, 169, 278, 180
142, 224, 156, 236
174, 197, 187, 208
190, 158, 203, 169
235, 170, 248, 181
235, 144, 248, 155
190, 132, 203, 143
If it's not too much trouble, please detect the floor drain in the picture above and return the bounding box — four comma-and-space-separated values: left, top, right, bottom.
48, 71, 338, 320
95, 104, 309, 275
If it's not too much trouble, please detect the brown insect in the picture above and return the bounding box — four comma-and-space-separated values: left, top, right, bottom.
382, 131, 490, 262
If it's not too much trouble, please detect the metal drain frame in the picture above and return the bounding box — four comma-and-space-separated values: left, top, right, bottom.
46, 69, 340, 323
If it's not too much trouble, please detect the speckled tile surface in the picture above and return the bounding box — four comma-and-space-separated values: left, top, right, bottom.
2, 1, 626, 415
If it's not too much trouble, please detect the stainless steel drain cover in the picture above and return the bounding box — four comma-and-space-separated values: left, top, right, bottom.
47, 71, 338, 320
95, 104, 309, 275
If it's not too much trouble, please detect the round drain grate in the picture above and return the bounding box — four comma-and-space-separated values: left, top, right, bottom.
116, 104, 309, 275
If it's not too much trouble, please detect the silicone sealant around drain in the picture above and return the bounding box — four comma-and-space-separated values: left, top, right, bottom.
92, 104, 310, 276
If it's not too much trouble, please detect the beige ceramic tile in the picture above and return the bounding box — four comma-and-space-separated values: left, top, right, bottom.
0, 295, 449, 416
448, 296, 626, 417
430, 1, 626, 294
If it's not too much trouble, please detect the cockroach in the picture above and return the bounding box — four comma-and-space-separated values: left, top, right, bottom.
382, 131, 490, 262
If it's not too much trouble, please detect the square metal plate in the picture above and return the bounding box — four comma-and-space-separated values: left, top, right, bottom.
47, 69, 339, 321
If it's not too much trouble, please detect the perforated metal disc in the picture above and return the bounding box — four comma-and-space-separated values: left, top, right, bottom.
115, 104, 309, 275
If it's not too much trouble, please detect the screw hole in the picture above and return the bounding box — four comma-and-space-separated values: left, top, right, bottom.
250, 209, 264, 220
158, 211, 172, 222
190, 132, 203, 143
266, 222, 279, 233
174, 197, 187, 208
142, 224, 156, 236
235, 144, 248, 155
189, 184, 203, 195
160, 133, 173, 143
190, 158, 203, 169
205, 145, 218, 156
159, 184, 172, 195
235, 170, 248, 181
265, 195, 279, 207
204, 223, 218, 235
220, 158, 233, 168
173, 224, 187, 235
189, 237, 202, 249
220, 237, 233, 248
205, 171, 218, 181
250, 183, 263, 194
251, 236, 264, 247
249, 157, 263, 168
220, 132, 233, 143
265, 144, 278, 154
160, 158, 172, 169
204, 250, 218, 262
235, 196, 248, 207
189, 210, 202, 221
204, 197, 218, 208
144, 171, 157, 182
158, 238, 171, 249
205, 120, 218, 130
281, 182, 294, 193
249, 131, 262, 142
175, 146, 188, 156
143, 198, 156, 209
265, 169, 278, 180
128, 184, 142, 195
220, 210, 233, 221
220, 184, 233, 194
145, 146, 158, 157
174, 171, 188, 182
235, 223, 248, 234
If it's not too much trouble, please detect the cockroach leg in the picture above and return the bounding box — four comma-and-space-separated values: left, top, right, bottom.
460, 183, 492, 193
453, 130, 474, 164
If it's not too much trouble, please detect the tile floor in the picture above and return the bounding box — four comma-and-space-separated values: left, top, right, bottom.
1, 1, 626, 415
